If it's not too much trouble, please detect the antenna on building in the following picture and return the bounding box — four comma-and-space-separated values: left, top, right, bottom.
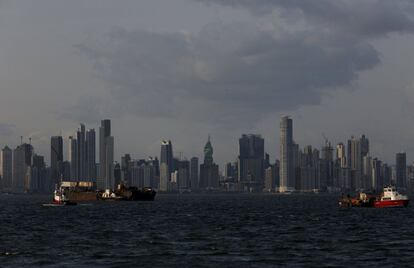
20, 136, 23, 145
29, 137, 32, 145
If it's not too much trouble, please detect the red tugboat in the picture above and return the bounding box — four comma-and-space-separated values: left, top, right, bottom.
374, 186, 409, 208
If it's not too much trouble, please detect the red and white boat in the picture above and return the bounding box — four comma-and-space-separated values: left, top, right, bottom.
43, 185, 77, 206
374, 186, 409, 208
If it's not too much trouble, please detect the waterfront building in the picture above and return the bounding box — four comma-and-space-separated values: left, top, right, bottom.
199, 136, 219, 190
190, 157, 199, 191
98, 119, 114, 190
50, 136, 63, 184
396, 152, 407, 189
177, 159, 190, 191
68, 136, 77, 181
86, 129, 96, 179
160, 140, 174, 175
371, 158, 382, 192
77, 124, 86, 179
238, 134, 265, 187
279, 116, 295, 192
1, 146, 12, 190
159, 162, 169, 191
12, 143, 33, 193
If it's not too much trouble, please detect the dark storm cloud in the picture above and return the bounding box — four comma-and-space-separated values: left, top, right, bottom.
72, 1, 414, 125
196, 0, 414, 37
0, 123, 15, 137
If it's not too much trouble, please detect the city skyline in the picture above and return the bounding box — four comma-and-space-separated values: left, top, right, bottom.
0, 117, 413, 170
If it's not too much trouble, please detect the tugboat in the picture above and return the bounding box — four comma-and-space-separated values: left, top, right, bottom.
43, 186, 77, 206
373, 186, 409, 208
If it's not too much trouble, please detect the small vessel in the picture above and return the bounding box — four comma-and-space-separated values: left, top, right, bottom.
373, 186, 409, 208
43, 186, 77, 206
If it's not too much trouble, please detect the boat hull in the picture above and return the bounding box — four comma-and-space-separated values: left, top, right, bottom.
374, 199, 409, 208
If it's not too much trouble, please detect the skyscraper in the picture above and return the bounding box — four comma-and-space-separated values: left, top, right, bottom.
160, 140, 173, 191
68, 136, 77, 181
77, 124, 86, 179
99, 119, 114, 190
371, 158, 382, 191
86, 129, 96, 179
396, 152, 407, 189
190, 157, 199, 191
279, 116, 294, 192
12, 143, 33, 193
238, 134, 265, 183
160, 140, 173, 173
199, 136, 219, 189
336, 143, 347, 168
1, 146, 12, 190
51, 136, 63, 183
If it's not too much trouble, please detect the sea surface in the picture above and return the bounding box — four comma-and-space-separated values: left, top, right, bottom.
1, 193, 414, 267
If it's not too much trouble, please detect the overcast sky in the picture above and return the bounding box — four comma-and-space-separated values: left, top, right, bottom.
1, 0, 414, 167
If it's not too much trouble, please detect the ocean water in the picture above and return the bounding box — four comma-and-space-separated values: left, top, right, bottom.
1, 193, 414, 267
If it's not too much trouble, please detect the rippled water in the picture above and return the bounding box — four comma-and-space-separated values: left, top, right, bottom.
1, 193, 414, 267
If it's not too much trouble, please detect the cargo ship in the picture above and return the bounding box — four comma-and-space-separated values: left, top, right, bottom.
339, 185, 409, 208
59, 181, 156, 202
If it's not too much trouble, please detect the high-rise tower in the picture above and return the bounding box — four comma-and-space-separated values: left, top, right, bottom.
51, 136, 63, 183
396, 152, 407, 189
238, 134, 265, 183
99, 119, 114, 190
200, 136, 219, 189
159, 140, 173, 191
86, 129, 96, 179
1, 146, 12, 189
279, 116, 294, 192
68, 136, 77, 180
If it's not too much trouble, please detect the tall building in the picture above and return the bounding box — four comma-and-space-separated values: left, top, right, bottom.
279, 116, 295, 192
238, 134, 265, 184
12, 143, 33, 193
190, 157, 199, 191
51, 136, 63, 184
199, 136, 219, 189
86, 129, 96, 179
160, 140, 173, 174
396, 152, 407, 189
77, 124, 86, 179
336, 143, 347, 168
1, 146, 12, 189
321, 141, 334, 189
159, 163, 169, 191
28, 154, 46, 192
362, 155, 372, 190
121, 154, 132, 185
348, 136, 363, 190
160, 140, 173, 191
360, 135, 369, 157
98, 119, 114, 190
371, 158, 382, 192
177, 159, 190, 191
299, 145, 318, 191
68, 136, 77, 181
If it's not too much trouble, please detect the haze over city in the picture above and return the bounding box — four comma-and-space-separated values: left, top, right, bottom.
1, 0, 414, 166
